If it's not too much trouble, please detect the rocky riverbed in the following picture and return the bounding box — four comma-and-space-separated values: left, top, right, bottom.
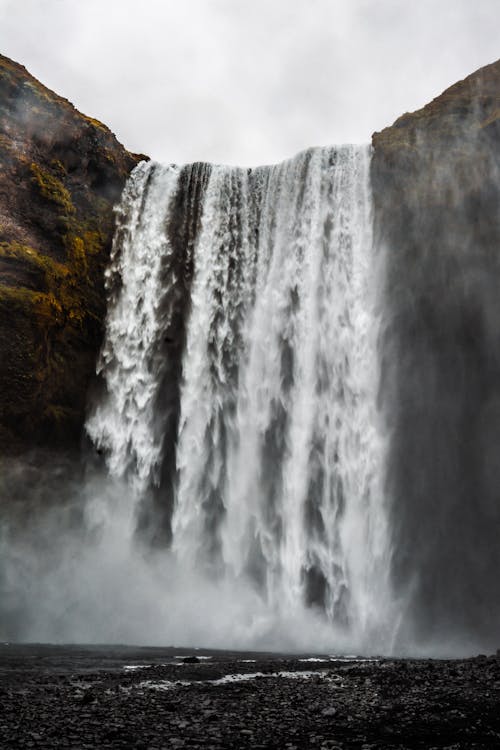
1, 645, 500, 748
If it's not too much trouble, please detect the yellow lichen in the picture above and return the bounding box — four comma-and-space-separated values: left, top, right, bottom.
30, 162, 75, 215
0, 241, 68, 279
83, 115, 107, 132
82, 230, 105, 256
0, 134, 12, 151
0, 242, 86, 327
50, 158, 67, 176
64, 235, 88, 276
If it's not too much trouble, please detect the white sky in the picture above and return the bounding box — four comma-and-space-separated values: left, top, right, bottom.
1, 0, 499, 166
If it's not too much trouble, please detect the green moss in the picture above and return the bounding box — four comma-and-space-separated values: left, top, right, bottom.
0, 242, 87, 326
0, 283, 78, 327
50, 158, 67, 176
82, 230, 105, 256
0, 54, 142, 453
30, 162, 75, 215
83, 115, 107, 132
0, 282, 39, 311
0, 287, 62, 338
64, 234, 88, 276
22, 80, 56, 105
28, 161, 109, 274
0, 240, 68, 279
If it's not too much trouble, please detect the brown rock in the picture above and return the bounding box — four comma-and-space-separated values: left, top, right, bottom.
0, 54, 147, 454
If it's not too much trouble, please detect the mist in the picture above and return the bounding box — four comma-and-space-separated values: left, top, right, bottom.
0, 457, 382, 653
373, 90, 500, 656
1, 451, 491, 658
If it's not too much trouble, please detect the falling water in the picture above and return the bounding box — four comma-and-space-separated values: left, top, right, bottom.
86, 146, 392, 651
86, 163, 181, 491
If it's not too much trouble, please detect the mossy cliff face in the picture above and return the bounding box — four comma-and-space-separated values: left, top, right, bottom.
0, 54, 145, 454
372, 61, 500, 647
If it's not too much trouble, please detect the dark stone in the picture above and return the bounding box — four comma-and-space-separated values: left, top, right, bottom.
372, 59, 500, 650
3, 646, 500, 748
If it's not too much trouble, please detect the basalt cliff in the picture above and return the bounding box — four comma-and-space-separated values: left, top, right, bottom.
0, 54, 144, 454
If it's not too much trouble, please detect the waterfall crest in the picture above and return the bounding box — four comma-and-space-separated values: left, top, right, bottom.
86, 145, 392, 650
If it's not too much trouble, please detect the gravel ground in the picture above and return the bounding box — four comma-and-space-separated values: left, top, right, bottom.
1, 645, 500, 749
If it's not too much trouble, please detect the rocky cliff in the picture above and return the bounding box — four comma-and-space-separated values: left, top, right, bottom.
0, 55, 144, 454
2, 52, 500, 475
372, 60, 500, 647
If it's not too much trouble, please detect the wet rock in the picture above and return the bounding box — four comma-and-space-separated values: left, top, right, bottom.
3, 648, 500, 748
321, 706, 337, 717
0, 54, 145, 455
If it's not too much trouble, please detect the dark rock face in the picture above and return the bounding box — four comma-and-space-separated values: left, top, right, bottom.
0, 54, 145, 454
372, 61, 500, 649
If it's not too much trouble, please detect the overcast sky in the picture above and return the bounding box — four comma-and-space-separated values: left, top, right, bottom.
1, 0, 499, 166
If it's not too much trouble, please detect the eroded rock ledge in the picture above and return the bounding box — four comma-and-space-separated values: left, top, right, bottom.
0, 54, 145, 453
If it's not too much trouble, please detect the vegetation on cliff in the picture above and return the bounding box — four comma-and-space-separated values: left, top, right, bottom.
0, 54, 145, 453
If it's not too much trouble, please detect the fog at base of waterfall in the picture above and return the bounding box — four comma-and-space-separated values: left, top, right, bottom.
1, 457, 489, 657
0, 474, 356, 651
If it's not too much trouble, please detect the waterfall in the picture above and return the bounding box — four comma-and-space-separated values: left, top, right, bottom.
86, 162, 181, 491
86, 145, 392, 651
